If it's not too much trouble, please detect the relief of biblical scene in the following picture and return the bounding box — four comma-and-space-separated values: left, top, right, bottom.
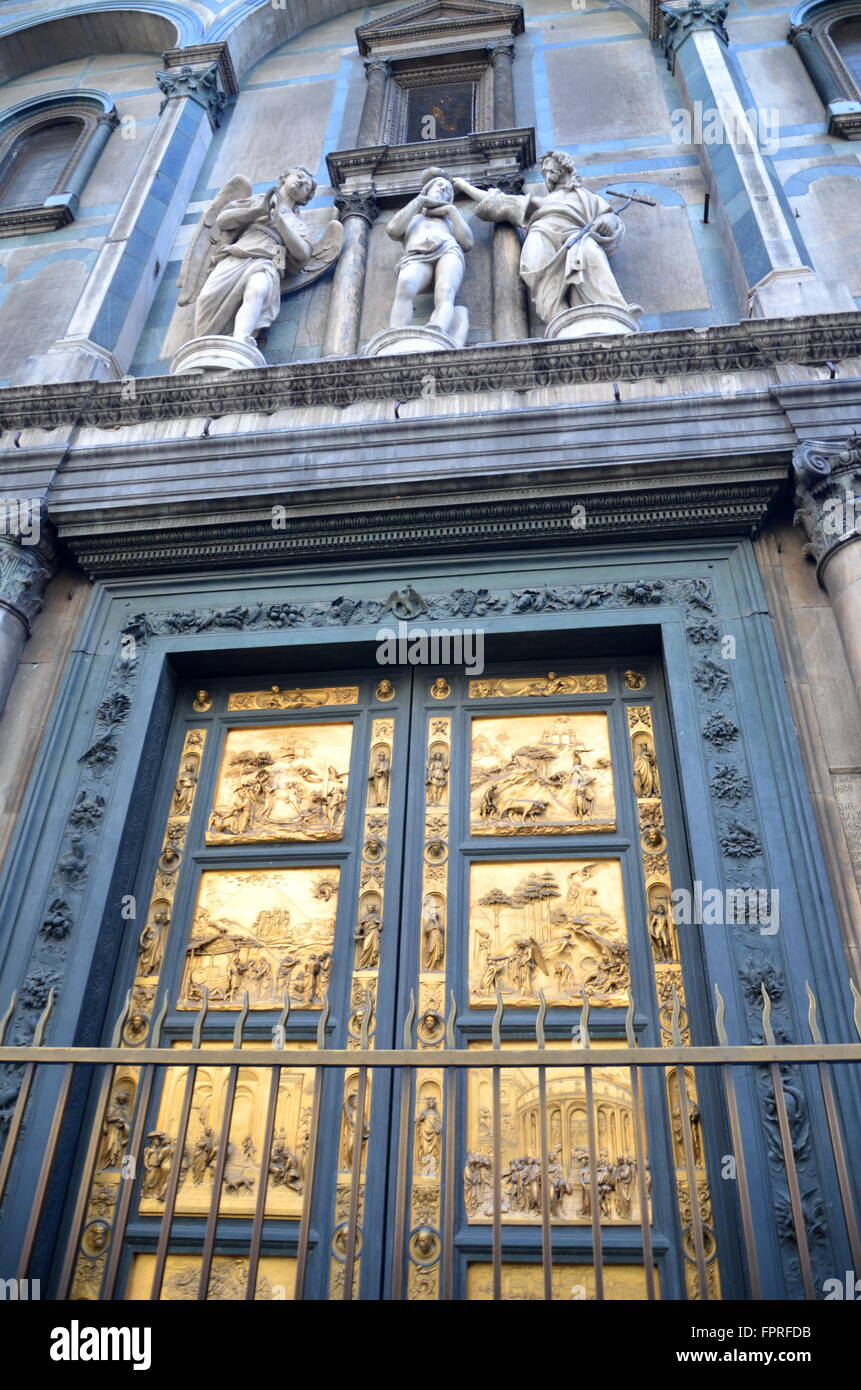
469, 859, 629, 1006
179, 867, 338, 1009
470, 713, 616, 836
206, 723, 353, 843
466, 1046, 650, 1226
126, 1254, 296, 1300
466, 1263, 655, 1300
139, 1050, 315, 1217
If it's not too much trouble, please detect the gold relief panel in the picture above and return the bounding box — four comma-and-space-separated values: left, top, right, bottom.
468, 859, 629, 1007
227, 685, 359, 711
469, 673, 608, 698
139, 1048, 315, 1218
126, 1254, 296, 1301
178, 867, 338, 1010
465, 1043, 651, 1226
470, 713, 616, 836
207, 723, 353, 843
466, 1263, 657, 1301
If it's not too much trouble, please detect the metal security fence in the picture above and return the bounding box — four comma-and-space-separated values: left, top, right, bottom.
1, 984, 860, 1301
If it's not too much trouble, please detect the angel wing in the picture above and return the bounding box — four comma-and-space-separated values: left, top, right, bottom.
176, 174, 253, 308
281, 218, 344, 295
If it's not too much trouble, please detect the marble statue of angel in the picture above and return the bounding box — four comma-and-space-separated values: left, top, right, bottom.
177, 165, 343, 345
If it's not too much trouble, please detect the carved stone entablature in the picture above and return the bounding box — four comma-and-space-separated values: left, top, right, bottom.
156, 62, 226, 128
792, 434, 861, 573
660, 0, 729, 69
161, 43, 239, 96
355, 1, 525, 57
327, 127, 535, 204
1, 311, 858, 434
335, 191, 380, 225
0, 530, 56, 634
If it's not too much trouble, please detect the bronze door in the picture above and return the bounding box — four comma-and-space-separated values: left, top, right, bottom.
66, 659, 720, 1300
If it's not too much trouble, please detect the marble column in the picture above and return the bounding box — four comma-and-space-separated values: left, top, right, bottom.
793, 435, 861, 707
13, 51, 230, 384
661, 2, 856, 318
789, 25, 861, 140
491, 175, 529, 342
357, 58, 390, 146
0, 526, 56, 720
322, 192, 379, 358
488, 41, 515, 127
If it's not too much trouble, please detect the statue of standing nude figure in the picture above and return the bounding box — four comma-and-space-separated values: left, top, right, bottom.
365, 167, 473, 356
454, 150, 649, 340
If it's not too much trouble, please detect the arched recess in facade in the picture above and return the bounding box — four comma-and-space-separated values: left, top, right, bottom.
0, 6, 192, 83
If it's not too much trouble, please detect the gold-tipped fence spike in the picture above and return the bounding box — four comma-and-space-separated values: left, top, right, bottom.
32, 987, 55, 1046
577, 990, 590, 1048
445, 991, 457, 1050
151, 989, 170, 1047
670, 986, 683, 1046
402, 989, 416, 1049
192, 986, 209, 1048
850, 976, 861, 1042
761, 984, 775, 1045
805, 981, 822, 1044
625, 993, 636, 1047
0, 991, 17, 1045
492, 990, 504, 1050
110, 989, 132, 1047
233, 990, 250, 1048
276, 988, 291, 1039
714, 983, 728, 1046
360, 988, 373, 1049
536, 989, 547, 1050
316, 994, 331, 1049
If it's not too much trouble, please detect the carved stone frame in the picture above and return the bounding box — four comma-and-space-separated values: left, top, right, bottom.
0, 540, 859, 1297
0, 92, 119, 237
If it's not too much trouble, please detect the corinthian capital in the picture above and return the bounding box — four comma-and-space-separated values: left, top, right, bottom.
792, 435, 861, 570
660, 0, 729, 68
335, 190, 379, 225
0, 519, 56, 633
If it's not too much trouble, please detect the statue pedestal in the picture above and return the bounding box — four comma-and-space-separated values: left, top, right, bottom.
170, 335, 267, 375
545, 304, 641, 341
363, 325, 460, 358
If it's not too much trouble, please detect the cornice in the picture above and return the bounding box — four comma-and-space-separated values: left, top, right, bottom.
58, 477, 787, 577
1, 312, 860, 434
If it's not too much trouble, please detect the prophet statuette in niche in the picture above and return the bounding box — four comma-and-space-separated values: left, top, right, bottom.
177, 166, 343, 346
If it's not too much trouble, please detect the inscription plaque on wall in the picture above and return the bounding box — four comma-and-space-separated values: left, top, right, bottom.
832, 768, 861, 889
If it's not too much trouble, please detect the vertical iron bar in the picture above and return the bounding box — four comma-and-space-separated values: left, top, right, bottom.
16, 1063, 74, 1280
198, 1060, 240, 1300
57, 1063, 116, 1295
391, 1065, 413, 1300
536, 1058, 553, 1301
583, 1061, 604, 1301
491, 1063, 502, 1301
629, 1065, 656, 1301
0, 1063, 36, 1207
101, 1063, 158, 1300
150, 1061, 198, 1299
442, 1062, 457, 1301
768, 1060, 815, 1298
293, 1063, 323, 1301
719, 1062, 762, 1299
341, 1063, 368, 1300
673, 1063, 709, 1300
817, 1062, 861, 1273
244, 1063, 281, 1301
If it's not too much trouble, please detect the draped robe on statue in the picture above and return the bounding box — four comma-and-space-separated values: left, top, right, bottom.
194, 197, 312, 339
472, 183, 627, 323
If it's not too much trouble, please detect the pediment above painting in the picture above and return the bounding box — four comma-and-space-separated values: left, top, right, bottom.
356, 0, 525, 56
